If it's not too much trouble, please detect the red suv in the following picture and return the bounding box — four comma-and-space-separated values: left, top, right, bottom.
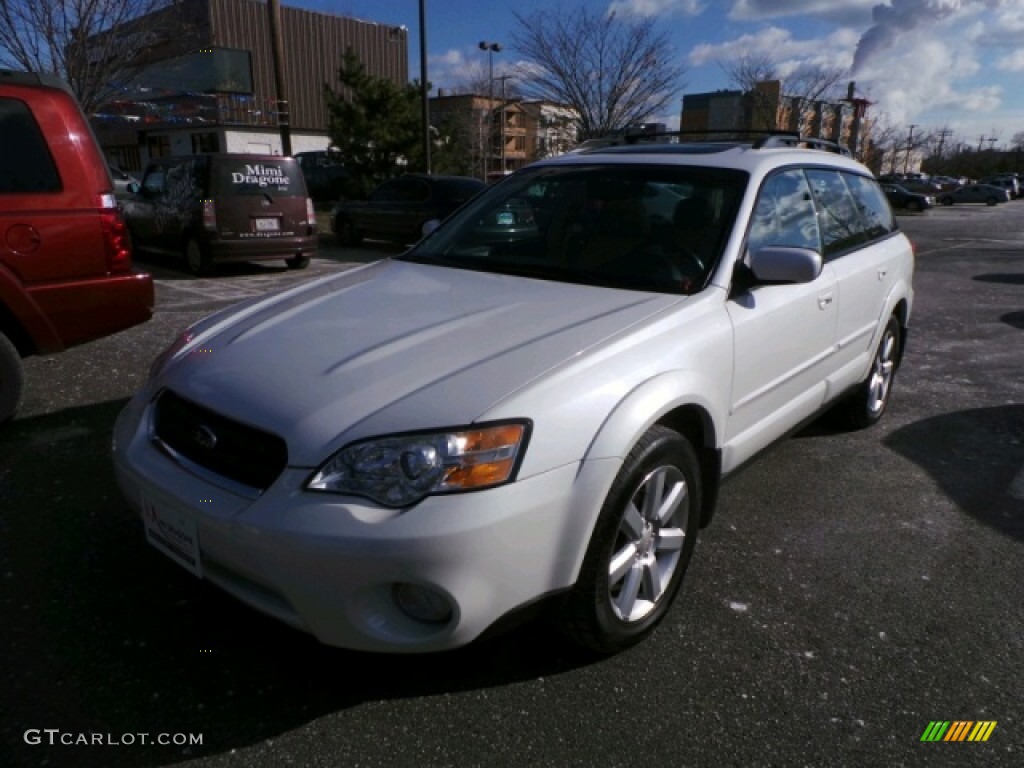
0, 70, 154, 422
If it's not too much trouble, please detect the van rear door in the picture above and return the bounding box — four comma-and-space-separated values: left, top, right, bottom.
211, 157, 308, 239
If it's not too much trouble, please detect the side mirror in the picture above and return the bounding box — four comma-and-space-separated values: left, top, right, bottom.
127, 181, 141, 195
422, 219, 441, 237
748, 246, 822, 284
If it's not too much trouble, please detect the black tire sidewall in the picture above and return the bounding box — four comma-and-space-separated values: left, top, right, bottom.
185, 238, 212, 277
565, 426, 701, 654
0, 332, 24, 424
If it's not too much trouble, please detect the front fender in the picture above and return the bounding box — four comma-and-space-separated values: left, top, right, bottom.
584, 369, 728, 463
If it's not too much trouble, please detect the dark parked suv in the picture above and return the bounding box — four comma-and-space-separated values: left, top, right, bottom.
332, 174, 484, 246
0, 70, 154, 423
123, 153, 317, 275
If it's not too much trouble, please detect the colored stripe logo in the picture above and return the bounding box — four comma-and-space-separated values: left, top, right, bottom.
920, 721, 997, 742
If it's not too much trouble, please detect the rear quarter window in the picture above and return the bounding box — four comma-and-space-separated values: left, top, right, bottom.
0, 97, 61, 194
214, 160, 305, 196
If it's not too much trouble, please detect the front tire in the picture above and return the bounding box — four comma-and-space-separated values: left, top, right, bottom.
842, 314, 900, 429
286, 255, 310, 270
561, 426, 701, 655
0, 331, 24, 424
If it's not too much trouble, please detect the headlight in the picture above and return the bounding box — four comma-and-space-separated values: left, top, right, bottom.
306, 421, 530, 507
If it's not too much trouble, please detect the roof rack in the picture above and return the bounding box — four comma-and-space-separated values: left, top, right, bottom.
752, 133, 851, 156
603, 128, 851, 157
620, 128, 799, 145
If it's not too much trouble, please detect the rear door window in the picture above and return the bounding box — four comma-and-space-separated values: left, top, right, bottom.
0, 97, 61, 193
843, 173, 895, 241
805, 169, 869, 258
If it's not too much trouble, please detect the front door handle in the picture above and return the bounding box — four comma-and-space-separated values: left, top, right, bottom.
817, 293, 834, 310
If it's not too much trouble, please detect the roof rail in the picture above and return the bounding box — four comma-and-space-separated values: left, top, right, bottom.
598, 128, 852, 157
620, 128, 801, 145
752, 134, 852, 156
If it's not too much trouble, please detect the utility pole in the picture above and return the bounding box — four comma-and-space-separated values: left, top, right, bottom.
267, 0, 291, 155
903, 124, 917, 174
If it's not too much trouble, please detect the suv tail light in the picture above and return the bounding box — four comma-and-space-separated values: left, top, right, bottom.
98, 195, 132, 273
306, 197, 317, 232
202, 199, 217, 230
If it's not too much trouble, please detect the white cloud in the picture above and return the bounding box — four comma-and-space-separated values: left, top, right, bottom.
688, 26, 858, 72
728, 0, 875, 25
997, 50, 1024, 72
608, 0, 704, 17
856, 31, 1003, 125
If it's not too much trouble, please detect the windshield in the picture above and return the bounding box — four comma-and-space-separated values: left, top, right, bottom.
400, 164, 747, 294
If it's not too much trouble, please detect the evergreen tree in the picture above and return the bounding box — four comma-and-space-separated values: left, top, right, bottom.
324, 49, 426, 197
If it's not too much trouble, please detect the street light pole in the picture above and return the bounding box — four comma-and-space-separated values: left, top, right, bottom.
419, 0, 430, 174
479, 41, 501, 181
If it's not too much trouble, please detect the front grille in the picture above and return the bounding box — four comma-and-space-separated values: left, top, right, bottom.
152, 390, 288, 490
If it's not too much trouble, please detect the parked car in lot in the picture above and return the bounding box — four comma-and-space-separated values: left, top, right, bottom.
980, 175, 1020, 199
938, 184, 1010, 206
0, 70, 154, 423
114, 133, 914, 655
331, 174, 484, 246
122, 153, 317, 276
882, 183, 934, 211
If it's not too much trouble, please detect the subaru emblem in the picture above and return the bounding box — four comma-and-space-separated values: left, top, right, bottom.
194, 424, 218, 450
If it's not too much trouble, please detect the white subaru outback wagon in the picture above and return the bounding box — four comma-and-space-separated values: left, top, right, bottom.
113, 134, 914, 655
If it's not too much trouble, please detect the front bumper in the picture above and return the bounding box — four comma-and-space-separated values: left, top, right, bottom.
112, 394, 617, 652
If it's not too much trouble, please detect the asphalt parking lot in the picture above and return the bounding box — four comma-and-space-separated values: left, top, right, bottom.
1, 203, 1022, 767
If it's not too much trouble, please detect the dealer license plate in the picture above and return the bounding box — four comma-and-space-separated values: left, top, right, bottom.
254, 217, 280, 232
142, 494, 202, 578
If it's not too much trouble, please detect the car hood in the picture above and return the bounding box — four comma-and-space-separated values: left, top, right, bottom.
160, 259, 680, 466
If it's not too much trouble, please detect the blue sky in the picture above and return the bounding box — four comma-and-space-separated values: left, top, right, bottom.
300, 1, 1024, 147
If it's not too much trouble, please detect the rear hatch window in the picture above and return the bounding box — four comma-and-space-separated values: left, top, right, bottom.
0, 97, 61, 193
212, 159, 306, 197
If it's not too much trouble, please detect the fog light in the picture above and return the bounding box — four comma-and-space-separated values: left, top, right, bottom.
393, 583, 453, 624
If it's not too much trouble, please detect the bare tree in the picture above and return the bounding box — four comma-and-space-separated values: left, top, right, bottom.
0, 0, 174, 113
720, 53, 847, 132
511, 6, 686, 140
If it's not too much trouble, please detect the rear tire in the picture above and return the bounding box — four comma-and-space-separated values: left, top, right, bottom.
185, 238, 214, 277
561, 425, 701, 655
0, 331, 24, 424
286, 255, 310, 270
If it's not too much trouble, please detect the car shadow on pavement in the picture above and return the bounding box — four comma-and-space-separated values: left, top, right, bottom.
883, 404, 1024, 543
0, 401, 594, 768
131, 252, 293, 281
973, 272, 1024, 285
